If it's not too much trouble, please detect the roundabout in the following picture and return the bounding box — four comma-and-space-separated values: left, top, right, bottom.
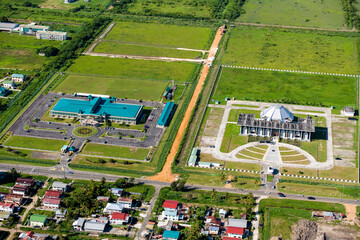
72, 126, 98, 137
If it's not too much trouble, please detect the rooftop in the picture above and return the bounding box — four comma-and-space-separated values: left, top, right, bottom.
11, 73, 25, 78
111, 212, 129, 220
0, 22, 19, 29
163, 230, 180, 239
84, 221, 106, 231
157, 102, 175, 126
44, 190, 62, 198
227, 218, 248, 228
260, 104, 294, 122
30, 214, 47, 223
42, 198, 61, 205
226, 226, 244, 235
163, 200, 179, 209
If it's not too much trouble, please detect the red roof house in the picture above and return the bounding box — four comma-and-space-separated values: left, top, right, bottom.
44, 190, 62, 198
163, 200, 179, 210
42, 198, 61, 209
226, 227, 245, 238
223, 237, 241, 240
15, 177, 35, 187
110, 212, 130, 225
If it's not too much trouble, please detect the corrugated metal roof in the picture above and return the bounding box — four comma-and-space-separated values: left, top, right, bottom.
0, 22, 19, 29
84, 221, 106, 231
157, 102, 175, 126
163, 230, 180, 239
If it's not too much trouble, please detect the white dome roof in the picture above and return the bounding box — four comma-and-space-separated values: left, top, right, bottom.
260, 105, 294, 122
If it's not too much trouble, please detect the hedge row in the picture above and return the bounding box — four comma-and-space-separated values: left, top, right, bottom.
0, 156, 55, 165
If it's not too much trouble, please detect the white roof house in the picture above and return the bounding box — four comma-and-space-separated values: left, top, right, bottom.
260, 105, 294, 122
227, 218, 248, 228
52, 181, 68, 192
103, 203, 124, 214
84, 221, 106, 232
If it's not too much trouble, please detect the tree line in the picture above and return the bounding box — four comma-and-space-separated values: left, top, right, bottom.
342, 0, 360, 29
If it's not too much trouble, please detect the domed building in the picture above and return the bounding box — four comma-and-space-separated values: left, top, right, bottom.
237, 105, 315, 142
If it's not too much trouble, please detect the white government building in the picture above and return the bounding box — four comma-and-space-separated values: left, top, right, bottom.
237, 105, 315, 142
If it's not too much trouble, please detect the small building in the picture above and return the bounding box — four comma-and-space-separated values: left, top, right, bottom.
73, 218, 86, 231
84, 221, 106, 232
2, 80, 15, 89
15, 177, 35, 187
0, 203, 15, 213
163, 200, 179, 211
110, 212, 130, 225
36, 31, 67, 41
0, 87, 9, 97
103, 203, 124, 214
0, 22, 19, 32
223, 237, 241, 240
11, 73, 26, 83
209, 226, 220, 235
97, 196, 110, 202
162, 209, 180, 221
157, 102, 175, 128
227, 218, 248, 229
18, 231, 55, 240
55, 209, 67, 219
61, 145, 68, 153
19, 24, 49, 35
206, 216, 221, 227
198, 162, 220, 168
110, 188, 123, 197
226, 226, 245, 238
219, 209, 227, 218
342, 106, 355, 117
188, 148, 198, 167
163, 230, 180, 240
44, 190, 62, 198
117, 197, 133, 209
42, 197, 61, 209
97, 216, 109, 224
52, 181, 68, 192
11, 185, 30, 196
5, 194, 23, 205
29, 214, 47, 227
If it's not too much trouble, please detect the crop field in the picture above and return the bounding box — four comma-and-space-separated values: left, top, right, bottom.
41, 0, 111, 10
5, 136, 67, 151
0, 32, 62, 70
222, 28, 359, 74
127, 0, 210, 19
213, 68, 357, 109
103, 22, 211, 50
94, 42, 202, 59
237, 0, 345, 29
81, 143, 149, 160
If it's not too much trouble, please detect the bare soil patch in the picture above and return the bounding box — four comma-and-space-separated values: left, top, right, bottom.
31, 151, 61, 160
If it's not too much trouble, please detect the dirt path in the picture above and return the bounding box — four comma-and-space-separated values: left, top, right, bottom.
225, 175, 232, 188
148, 26, 225, 182
344, 204, 357, 222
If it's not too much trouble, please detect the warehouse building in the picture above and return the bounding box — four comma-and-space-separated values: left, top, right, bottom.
0, 22, 19, 32
36, 31, 67, 41
157, 102, 175, 128
50, 97, 143, 125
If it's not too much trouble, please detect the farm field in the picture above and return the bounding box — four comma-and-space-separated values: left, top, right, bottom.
103, 22, 212, 50
5, 136, 67, 151
127, 0, 211, 19
0, 32, 62, 70
93, 42, 202, 59
237, 0, 345, 29
213, 68, 357, 109
222, 28, 359, 74
41, 0, 111, 10
0, 0, 45, 5
81, 143, 149, 160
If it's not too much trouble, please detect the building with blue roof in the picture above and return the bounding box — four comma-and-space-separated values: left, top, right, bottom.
50, 97, 143, 125
157, 102, 175, 128
163, 230, 180, 240
11, 74, 26, 83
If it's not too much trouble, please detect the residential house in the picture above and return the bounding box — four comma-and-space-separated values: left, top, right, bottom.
18, 231, 56, 240
219, 209, 227, 218
97, 217, 109, 224
226, 227, 245, 239
44, 190, 62, 198
11, 185, 30, 196
117, 197, 133, 208
29, 214, 47, 227
163, 200, 179, 211
52, 181, 68, 192
343, 106, 355, 117
227, 219, 248, 229
163, 230, 180, 240
110, 188, 123, 197
209, 226, 220, 235
223, 237, 241, 240
11, 74, 26, 83
73, 218, 86, 231
55, 209, 67, 219
84, 221, 106, 232
2, 80, 15, 89
97, 196, 110, 202
0, 203, 15, 213
110, 212, 130, 225
158, 220, 173, 231
312, 211, 343, 221
15, 177, 35, 187
5, 193, 23, 205
42, 198, 61, 209
161, 209, 182, 221
103, 203, 124, 214
206, 216, 221, 227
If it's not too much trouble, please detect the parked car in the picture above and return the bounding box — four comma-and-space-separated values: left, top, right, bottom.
307, 196, 316, 200
277, 193, 286, 197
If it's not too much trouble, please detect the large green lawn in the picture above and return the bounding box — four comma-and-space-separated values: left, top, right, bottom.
81, 143, 149, 160
41, 0, 111, 10
222, 28, 359, 74
94, 42, 202, 59
104, 22, 211, 50
5, 136, 67, 151
237, 0, 345, 29
55, 75, 169, 101
0, 32, 62, 70
213, 68, 357, 109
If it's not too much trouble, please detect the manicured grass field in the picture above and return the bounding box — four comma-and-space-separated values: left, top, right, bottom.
5, 136, 67, 151
237, 0, 345, 29
128, 0, 210, 19
220, 124, 248, 153
301, 140, 327, 162
0, 32, 62, 70
222, 28, 359, 74
213, 68, 357, 109
104, 22, 211, 50
94, 42, 202, 59
55, 75, 168, 101
81, 143, 149, 160
41, 0, 111, 10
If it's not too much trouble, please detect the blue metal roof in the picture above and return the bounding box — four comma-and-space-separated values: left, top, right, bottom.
157, 102, 175, 127
11, 73, 24, 78
52, 98, 142, 119
163, 230, 180, 239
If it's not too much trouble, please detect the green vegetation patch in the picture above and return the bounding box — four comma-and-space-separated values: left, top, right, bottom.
301, 140, 327, 162
73, 126, 98, 137
237, 0, 345, 29
41, 0, 111, 10
81, 143, 149, 160
222, 28, 359, 74
5, 136, 67, 151
214, 68, 357, 109
220, 124, 248, 153
104, 22, 212, 50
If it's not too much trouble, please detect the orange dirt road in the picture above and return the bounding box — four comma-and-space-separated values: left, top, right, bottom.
148, 26, 225, 182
